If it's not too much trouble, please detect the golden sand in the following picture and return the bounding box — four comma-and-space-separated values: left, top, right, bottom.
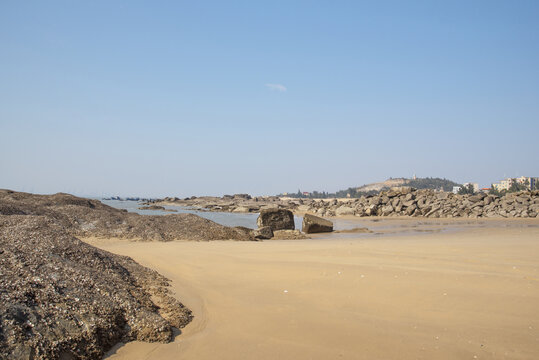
86, 223, 539, 359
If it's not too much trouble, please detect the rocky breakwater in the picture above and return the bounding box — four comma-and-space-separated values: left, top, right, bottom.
298, 188, 539, 218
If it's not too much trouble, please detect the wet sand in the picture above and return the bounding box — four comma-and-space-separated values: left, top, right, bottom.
87, 222, 539, 360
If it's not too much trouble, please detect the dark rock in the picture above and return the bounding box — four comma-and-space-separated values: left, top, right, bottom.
0, 215, 192, 360
256, 208, 294, 231
138, 205, 166, 211
302, 214, 333, 233
253, 226, 274, 239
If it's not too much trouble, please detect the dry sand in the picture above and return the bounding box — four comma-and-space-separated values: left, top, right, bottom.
86, 222, 539, 360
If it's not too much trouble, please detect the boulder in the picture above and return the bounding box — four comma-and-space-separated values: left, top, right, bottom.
272, 229, 308, 240
365, 204, 378, 216
380, 205, 394, 216
302, 214, 333, 233
253, 226, 274, 240
402, 200, 416, 207
335, 206, 355, 216
405, 204, 417, 215
468, 193, 487, 203
257, 208, 295, 231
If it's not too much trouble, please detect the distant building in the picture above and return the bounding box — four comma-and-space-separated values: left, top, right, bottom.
452, 186, 461, 194
463, 183, 479, 193
515, 176, 536, 189
493, 177, 536, 191
302, 192, 310, 196
493, 178, 514, 191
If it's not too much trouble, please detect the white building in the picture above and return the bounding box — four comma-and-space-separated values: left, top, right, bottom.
452, 186, 461, 194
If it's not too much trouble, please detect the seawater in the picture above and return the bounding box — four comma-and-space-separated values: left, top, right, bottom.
101, 199, 303, 230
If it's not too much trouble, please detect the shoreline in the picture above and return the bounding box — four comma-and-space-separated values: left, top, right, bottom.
152, 188, 539, 220
86, 221, 539, 360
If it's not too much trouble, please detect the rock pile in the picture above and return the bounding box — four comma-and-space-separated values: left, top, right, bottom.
299, 188, 539, 218
0, 215, 192, 359
155, 189, 539, 219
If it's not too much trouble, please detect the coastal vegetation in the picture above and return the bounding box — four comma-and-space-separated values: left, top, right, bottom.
281, 177, 461, 198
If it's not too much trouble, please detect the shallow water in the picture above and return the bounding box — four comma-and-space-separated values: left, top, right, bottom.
101, 200, 303, 230
101, 200, 452, 237
101, 199, 538, 239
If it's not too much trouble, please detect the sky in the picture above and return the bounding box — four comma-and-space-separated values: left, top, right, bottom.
1, 1, 538, 197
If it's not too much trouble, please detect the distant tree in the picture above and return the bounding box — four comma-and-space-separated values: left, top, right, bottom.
508, 182, 527, 193
279, 177, 463, 199
489, 185, 503, 197
458, 184, 475, 195
407, 177, 461, 192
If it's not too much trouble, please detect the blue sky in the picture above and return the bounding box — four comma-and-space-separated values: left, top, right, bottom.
1, 1, 538, 197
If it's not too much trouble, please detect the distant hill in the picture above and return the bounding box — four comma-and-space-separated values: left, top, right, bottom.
405, 177, 462, 192
282, 177, 462, 198
356, 177, 461, 193
355, 178, 409, 193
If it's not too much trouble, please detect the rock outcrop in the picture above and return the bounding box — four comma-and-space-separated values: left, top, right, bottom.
256, 208, 295, 231
302, 214, 333, 233
0, 190, 254, 241
0, 215, 192, 360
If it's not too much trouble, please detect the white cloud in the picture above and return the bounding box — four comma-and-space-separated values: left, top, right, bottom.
265, 83, 287, 92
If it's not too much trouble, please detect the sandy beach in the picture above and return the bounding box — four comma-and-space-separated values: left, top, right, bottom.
83, 221, 539, 360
